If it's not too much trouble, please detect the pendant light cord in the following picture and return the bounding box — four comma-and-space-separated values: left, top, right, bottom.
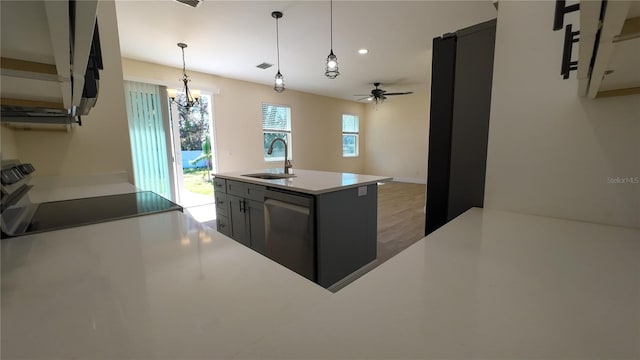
181, 47, 187, 77
330, 0, 333, 50
276, 17, 281, 71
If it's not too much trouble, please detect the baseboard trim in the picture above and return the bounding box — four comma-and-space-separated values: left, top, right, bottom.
327, 259, 379, 293
392, 177, 427, 184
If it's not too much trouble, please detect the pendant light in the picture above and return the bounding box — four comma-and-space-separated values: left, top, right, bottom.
167, 43, 200, 108
272, 11, 285, 93
325, 0, 339, 79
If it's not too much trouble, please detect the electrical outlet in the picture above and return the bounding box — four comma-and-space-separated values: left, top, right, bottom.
358, 186, 367, 197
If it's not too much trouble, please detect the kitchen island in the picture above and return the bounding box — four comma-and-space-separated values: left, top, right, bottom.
2, 207, 638, 359
213, 169, 392, 289
213, 168, 392, 195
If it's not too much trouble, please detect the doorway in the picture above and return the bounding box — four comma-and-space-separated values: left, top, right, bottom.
168, 93, 217, 223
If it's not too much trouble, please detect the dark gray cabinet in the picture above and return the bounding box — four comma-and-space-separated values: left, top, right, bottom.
228, 194, 248, 245
214, 178, 231, 236
224, 180, 265, 253
425, 19, 496, 235
214, 176, 378, 290
247, 200, 265, 254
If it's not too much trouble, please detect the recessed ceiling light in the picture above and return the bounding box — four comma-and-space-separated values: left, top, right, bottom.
358, 49, 369, 55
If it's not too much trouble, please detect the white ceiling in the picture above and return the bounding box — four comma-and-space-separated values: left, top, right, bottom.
115, 1, 497, 101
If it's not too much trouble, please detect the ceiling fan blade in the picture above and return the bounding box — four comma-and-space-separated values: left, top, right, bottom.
384, 92, 414, 96
356, 97, 372, 102
353, 94, 371, 96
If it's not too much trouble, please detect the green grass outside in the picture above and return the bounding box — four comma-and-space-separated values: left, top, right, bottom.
183, 168, 214, 196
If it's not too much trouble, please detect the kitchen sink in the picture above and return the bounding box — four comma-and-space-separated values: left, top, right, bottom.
242, 173, 297, 180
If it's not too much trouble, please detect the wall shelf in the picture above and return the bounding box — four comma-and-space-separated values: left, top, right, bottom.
578, 0, 640, 98
0, 0, 98, 129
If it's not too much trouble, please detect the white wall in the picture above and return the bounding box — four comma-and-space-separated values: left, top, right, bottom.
122, 58, 367, 174
9, 1, 133, 180
1, 126, 19, 160
363, 93, 429, 183
484, 1, 640, 228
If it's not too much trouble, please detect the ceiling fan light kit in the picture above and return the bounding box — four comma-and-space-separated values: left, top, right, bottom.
324, 0, 340, 79
272, 11, 285, 93
168, 42, 201, 109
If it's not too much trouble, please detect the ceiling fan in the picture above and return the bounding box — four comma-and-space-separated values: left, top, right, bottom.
354, 82, 413, 104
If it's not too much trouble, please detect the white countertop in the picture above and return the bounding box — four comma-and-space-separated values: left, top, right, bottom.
214, 168, 392, 194
2, 208, 639, 359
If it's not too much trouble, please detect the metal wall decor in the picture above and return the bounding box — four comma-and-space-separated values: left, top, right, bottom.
553, 0, 581, 80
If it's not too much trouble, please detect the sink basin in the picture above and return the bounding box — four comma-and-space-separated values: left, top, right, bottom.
242, 173, 297, 180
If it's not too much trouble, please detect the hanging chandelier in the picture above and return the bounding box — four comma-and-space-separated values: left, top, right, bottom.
325, 0, 339, 79
167, 42, 200, 108
272, 11, 285, 93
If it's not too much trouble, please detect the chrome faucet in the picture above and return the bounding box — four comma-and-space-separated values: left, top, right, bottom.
267, 138, 292, 174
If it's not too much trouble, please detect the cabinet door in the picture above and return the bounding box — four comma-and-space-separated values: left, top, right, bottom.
246, 200, 265, 255
228, 194, 249, 246
215, 192, 228, 216
213, 177, 227, 193
216, 214, 231, 237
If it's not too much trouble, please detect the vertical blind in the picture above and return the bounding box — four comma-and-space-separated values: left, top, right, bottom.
124, 81, 172, 200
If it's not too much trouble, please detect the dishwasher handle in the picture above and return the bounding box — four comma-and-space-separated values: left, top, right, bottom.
264, 189, 313, 207
264, 199, 309, 215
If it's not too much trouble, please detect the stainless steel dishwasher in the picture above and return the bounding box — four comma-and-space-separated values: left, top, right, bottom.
264, 188, 315, 281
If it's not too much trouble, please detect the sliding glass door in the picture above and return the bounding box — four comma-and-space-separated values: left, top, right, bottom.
124, 81, 218, 224
168, 93, 217, 208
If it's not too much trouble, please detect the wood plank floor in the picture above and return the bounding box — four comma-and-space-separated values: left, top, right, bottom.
376, 181, 426, 264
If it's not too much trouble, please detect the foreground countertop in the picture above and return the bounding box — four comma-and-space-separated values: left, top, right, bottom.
2, 208, 639, 359
214, 168, 392, 194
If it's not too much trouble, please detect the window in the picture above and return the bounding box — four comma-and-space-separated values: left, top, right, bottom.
342, 114, 359, 157
262, 103, 292, 161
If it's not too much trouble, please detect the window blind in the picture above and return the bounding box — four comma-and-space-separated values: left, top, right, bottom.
342, 114, 359, 133
262, 103, 291, 131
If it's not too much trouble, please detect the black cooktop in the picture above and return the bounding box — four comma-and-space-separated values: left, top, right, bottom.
24, 191, 182, 235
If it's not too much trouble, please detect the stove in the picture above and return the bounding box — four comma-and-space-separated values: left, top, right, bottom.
1, 160, 182, 237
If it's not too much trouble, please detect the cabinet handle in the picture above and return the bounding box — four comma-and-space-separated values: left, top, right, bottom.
240, 199, 245, 212
220, 223, 226, 228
